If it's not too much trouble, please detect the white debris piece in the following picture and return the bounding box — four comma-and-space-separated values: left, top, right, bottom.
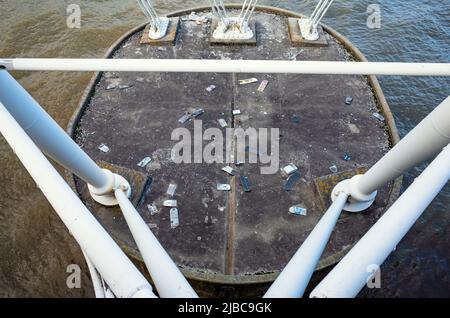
281, 164, 298, 178
218, 118, 228, 128
163, 199, 177, 207
373, 112, 386, 122
166, 183, 177, 197
138, 157, 152, 168
170, 208, 180, 229
98, 144, 110, 153
217, 184, 231, 191
147, 203, 159, 215
289, 205, 308, 216
257, 80, 269, 92
239, 78, 258, 85
222, 166, 236, 176
206, 85, 216, 92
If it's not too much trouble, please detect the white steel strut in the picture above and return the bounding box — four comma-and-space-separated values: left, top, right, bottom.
136, 0, 169, 40
299, 0, 335, 41
209, 0, 258, 40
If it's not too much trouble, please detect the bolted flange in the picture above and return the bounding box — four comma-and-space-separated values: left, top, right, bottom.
331, 175, 377, 212
88, 169, 131, 206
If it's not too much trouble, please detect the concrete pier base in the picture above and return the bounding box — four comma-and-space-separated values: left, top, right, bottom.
68, 6, 401, 297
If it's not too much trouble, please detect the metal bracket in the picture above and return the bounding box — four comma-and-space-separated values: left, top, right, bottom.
331, 175, 377, 212
299, 0, 334, 41
88, 169, 131, 206
136, 0, 169, 40
209, 0, 258, 40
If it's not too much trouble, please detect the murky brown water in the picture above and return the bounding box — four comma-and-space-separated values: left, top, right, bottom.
0, 0, 448, 297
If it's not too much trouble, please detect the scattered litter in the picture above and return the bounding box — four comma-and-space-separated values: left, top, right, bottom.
188, 12, 209, 25
136, 77, 145, 83
217, 184, 231, 191
343, 153, 352, 161
197, 236, 202, 241
373, 112, 386, 122
329, 165, 338, 174
281, 164, 298, 178
289, 205, 308, 216
166, 184, 177, 197
178, 112, 192, 124
118, 84, 133, 90
239, 78, 258, 85
192, 108, 205, 118
148, 223, 158, 229
106, 84, 117, 90
284, 172, 301, 191
163, 200, 177, 207
98, 144, 110, 153
257, 80, 269, 92
137, 157, 152, 168
206, 85, 216, 92
233, 109, 242, 116
170, 208, 180, 229
345, 97, 353, 105
291, 115, 300, 124
222, 166, 236, 176
218, 118, 228, 128
147, 203, 159, 216
240, 176, 251, 192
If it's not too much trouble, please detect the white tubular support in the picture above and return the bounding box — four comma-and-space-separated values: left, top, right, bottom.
136, 0, 169, 40
0, 102, 156, 298
81, 249, 106, 298
239, 0, 258, 26
115, 189, 198, 298
300, 0, 334, 41
1, 59, 450, 76
333, 96, 450, 212
0, 70, 130, 206
311, 143, 450, 298
264, 192, 348, 298
209, 0, 228, 25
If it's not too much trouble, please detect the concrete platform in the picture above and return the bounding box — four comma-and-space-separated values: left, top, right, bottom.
69, 6, 401, 297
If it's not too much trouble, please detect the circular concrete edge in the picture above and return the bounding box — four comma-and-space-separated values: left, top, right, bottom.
66, 5, 403, 287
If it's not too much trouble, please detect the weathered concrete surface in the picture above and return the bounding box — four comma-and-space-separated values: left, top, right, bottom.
72, 9, 396, 296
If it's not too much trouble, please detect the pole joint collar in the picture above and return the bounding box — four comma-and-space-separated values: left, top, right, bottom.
88, 169, 131, 206
331, 175, 377, 212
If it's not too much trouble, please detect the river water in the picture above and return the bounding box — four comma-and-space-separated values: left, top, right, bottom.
0, 0, 448, 297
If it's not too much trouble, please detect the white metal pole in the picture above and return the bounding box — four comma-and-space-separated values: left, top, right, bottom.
311, 143, 450, 298
264, 192, 349, 298
115, 189, 198, 298
0, 70, 111, 190
1, 59, 450, 76
0, 102, 156, 298
349, 96, 450, 202
81, 249, 106, 298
